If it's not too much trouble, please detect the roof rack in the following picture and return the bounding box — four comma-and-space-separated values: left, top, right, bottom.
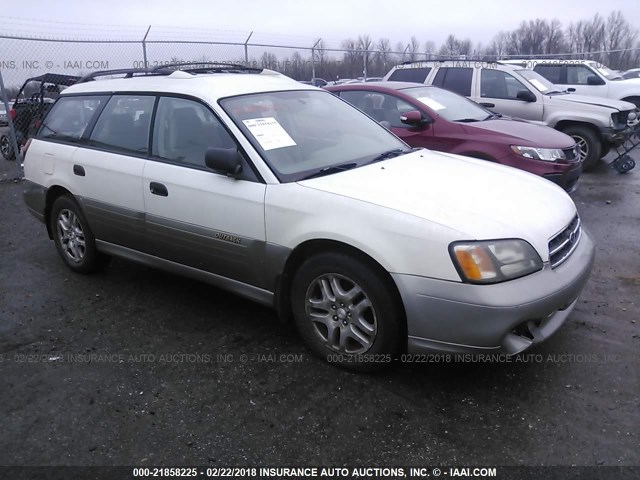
150, 62, 263, 74
76, 63, 265, 84
77, 68, 157, 83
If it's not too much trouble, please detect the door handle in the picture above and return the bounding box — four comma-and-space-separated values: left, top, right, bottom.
567, 88, 576, 92
73, 165, 85, 176
479, 102, 495, 108
149, 182, 168, 197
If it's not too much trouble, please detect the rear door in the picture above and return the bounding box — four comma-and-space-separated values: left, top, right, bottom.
70, 94, 155, 252
142, 96, 267, 286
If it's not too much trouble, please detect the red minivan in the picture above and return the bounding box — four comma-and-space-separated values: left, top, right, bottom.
327, 82, 582, 192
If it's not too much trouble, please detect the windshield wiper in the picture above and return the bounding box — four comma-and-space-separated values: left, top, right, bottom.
483, 113, 502, 120
454, 118, 481, 123
298, 162, 358, 181
366, 147, 419, 165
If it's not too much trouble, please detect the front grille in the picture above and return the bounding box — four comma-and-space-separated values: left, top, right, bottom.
563, 145, 579, 162
548, 214, 581, 268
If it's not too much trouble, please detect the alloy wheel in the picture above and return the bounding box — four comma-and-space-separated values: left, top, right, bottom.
304, 273, 377, 354
56, 209, 86, 263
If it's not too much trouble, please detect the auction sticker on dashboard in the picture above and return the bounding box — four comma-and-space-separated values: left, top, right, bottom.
418, 97, 445, 111
242, 117, 296, 151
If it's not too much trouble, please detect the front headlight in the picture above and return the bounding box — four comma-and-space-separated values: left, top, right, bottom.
511, 145, 565, 161
450, 239, 543, 284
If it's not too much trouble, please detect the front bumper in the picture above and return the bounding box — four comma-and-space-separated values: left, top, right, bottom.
600, 126, 632, 146
394, 227, 595, 355
543, 163, 582, 193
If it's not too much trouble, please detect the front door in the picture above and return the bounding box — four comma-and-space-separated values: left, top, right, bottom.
142, 96, 267, 287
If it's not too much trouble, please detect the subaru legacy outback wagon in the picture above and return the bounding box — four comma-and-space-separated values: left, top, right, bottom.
23, 64, 595, 370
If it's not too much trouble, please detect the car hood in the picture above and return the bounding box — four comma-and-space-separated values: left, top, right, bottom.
463, 119, 575, 148
545, 93, 634, 111
298, 150, 576, 257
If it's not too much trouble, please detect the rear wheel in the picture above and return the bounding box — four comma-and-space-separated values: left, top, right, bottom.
291, 252, 403, 371
561, 125, 601, 172
50, 195, 107, 273
0, 135, 15, 161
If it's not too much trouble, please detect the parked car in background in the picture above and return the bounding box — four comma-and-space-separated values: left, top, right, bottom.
0, 73, 79, 161
622, 68, 640, 80
23, 64, 595, 371
0, 102, 7, 126
506, 59, 640, 109
327, 82, 582, 192
384, 61, 637, 170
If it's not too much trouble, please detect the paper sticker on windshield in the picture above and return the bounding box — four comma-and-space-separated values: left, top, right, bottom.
242, 117, 296, 151
417, 97, 445, 111
529, 79, 547, 92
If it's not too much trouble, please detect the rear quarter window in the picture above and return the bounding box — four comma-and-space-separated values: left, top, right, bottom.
388, 67, 432, 83
38, 96, 105, 143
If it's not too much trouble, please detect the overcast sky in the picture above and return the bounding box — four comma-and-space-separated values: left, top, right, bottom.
3, 0, 640, 48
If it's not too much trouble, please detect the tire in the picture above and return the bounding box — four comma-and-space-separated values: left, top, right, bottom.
50, 195, 107, 273
290, 252, 403, 371
560, 125, 602, 172
0, 135, 15, 161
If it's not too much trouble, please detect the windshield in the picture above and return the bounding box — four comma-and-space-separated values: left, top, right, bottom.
594, 64, 622, 81
220, 90, 408, 182
517, 70, 558, 93
401, 86, 490, 122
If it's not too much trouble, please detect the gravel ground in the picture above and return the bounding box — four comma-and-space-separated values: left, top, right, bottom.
0, 143, 638, 468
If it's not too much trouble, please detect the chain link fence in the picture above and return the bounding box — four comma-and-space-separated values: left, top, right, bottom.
1, 25, 640, 178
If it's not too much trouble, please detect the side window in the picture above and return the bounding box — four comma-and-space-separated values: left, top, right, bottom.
388, 67, 431, 83
152, 96, 236, 168
432, 68, 473, 96
377, 93, 416, 128
534, 65, 563, 84
480, 69, 529, 100
39, 96, 105, 142
89, 95, 154, 154
566, 65, 598, 85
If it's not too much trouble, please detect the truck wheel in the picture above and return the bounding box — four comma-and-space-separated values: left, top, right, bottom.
290, 252, 403, 371
0, 135, 15, 161
561, 126, 601, 172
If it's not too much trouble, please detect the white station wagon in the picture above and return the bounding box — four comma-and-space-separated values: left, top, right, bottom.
23, 64, 595, 370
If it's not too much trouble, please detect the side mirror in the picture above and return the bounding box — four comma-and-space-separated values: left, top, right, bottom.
587, 75, 604, 86
516, 90, 536, 102
205, 148, 243, 177
400, 110, 429, 126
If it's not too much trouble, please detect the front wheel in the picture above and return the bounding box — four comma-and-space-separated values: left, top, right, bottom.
291, 252, 403, 371
560, 125, 602, 172
50, 195, 107, 273
0, 135, 15, 161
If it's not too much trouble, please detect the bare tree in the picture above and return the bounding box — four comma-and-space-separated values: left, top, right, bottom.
424, 40, 436, 60
375, 38, 393, 72
358, 35, 373, 77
